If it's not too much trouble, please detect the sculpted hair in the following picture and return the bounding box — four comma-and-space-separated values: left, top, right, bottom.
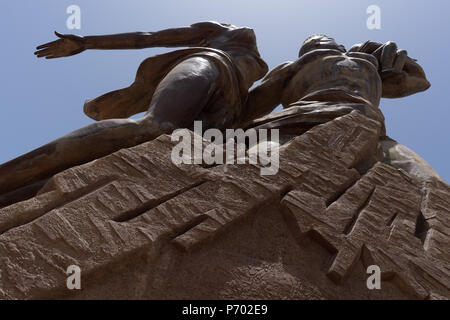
299, 34, 344, 57
302, 34, 328, 44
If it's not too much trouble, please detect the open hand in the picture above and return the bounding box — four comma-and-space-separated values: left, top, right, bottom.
34, 31, 86, 59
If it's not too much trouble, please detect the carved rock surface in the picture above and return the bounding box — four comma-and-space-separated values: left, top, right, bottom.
0, 111, 448, 299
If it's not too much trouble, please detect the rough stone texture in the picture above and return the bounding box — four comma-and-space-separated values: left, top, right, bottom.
0, 111, 448, 299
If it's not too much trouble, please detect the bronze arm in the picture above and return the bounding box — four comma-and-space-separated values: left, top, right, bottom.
34, 22, 228, 59
240, 61, 297, 125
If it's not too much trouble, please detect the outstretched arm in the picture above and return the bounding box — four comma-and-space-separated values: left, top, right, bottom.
349, 41, 430, 98
239, 61, 297, 125
34, 22, 228, 59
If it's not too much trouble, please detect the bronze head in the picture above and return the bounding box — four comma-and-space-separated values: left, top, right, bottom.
299, 34, 346, 57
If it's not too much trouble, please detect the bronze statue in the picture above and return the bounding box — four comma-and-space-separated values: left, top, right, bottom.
242, 35, 430, 125
0, 31, 439, 199
0, 22, 268, 195
241, 35, 439, 181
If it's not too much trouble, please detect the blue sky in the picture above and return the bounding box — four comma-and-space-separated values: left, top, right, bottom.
0, 0, 449, 181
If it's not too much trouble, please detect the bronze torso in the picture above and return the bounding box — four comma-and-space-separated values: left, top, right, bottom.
282, 49, 382, 109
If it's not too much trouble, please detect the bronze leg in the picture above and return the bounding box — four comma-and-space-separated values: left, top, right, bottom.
0, 56, 220, 195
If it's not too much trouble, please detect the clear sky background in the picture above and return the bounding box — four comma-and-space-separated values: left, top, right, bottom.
0, 0, 449, 182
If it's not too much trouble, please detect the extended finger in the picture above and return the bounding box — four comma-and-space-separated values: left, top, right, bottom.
36, 52, 52, 58
34, 48, 52, 56
36, 51, 54, 58
36, 40, 59, 50
380, 41, 398, 71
